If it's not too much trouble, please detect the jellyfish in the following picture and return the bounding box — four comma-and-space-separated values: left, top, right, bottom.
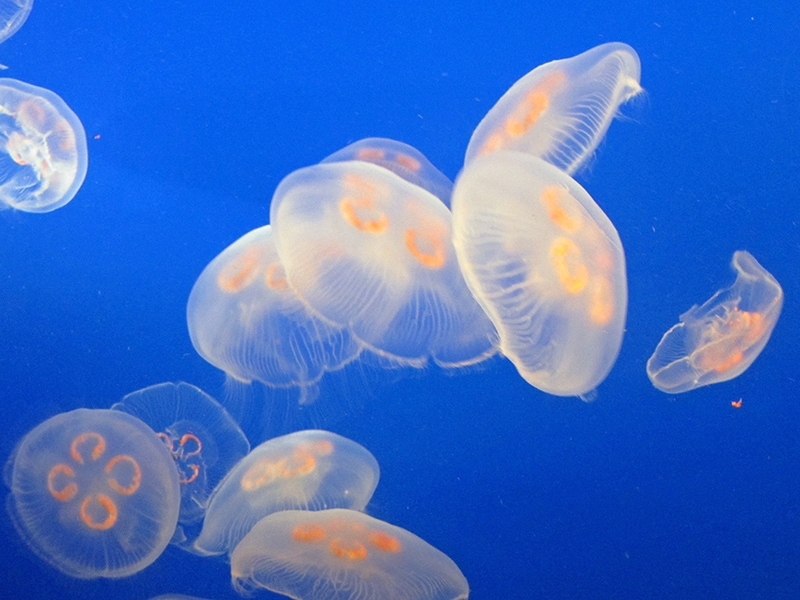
187, 225, 362, 404
193, 430, 379, 557
110, 382, 250, 549
321, 137, 454, 206
0, 0, 33, 46
0, 78, 88, 212
4, 408, 180, 579
231, 509, 470, 600
451, 151, 627, 397
464, 42, 643, 174
647, 251, 783, 393
270, 160, 498, 368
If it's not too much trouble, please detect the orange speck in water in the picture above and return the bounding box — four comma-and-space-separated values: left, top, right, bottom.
541, 186, 581, 233
218, 246, 263, 293
265, 263, 289, 290
70, 432, 106, 464
368, 530, 402, 553
292, 523, 327, 543
80, 493, 118, 530
329, 538, 368, 561
395, 153, 421, 172
731, 399, 743, 408
405, 228, 446, 269
94, 134, 101, 139
47, 464, 78, 502
550, 237, 588, 294
105, 455, 142, 496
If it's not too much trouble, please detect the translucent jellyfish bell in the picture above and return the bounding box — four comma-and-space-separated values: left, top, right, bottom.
187, 225, 362, 404
193, 430, 379, 557
231, 509, 470, 600
111, 382, 250, 549
452, 151, 627, 397
465, 42, 643, 174
0, 0, 33, 45
0, 78, 88, 212
321, 137, 454, 206
647, 251, 783, 393
270, 160, 498, 368
5, 409, 180, 579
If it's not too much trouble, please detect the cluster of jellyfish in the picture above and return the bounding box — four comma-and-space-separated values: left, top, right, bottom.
4, 30, 786, 600
186, 40, 783, 405
6, 382, 469, 600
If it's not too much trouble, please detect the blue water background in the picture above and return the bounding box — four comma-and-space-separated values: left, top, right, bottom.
0, 1, 798, 598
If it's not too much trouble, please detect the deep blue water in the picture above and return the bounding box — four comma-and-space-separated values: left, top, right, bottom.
1, 1, 798, 599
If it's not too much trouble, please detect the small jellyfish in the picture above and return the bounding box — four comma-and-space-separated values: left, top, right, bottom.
647, 251, 783, 393
451, 151, 627, 397
193, 430, 379, 557
0, 78, 88, 212
187, 225, 362, 404
321, 137, 454, 206
270, 160, 498, 368
4, 408, 180, 578
231, 509, 470, 600
465, 42, 643, 174
0, 0, 33, 46
111, 382, 250, 550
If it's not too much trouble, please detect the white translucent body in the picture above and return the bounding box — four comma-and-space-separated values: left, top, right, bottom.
193, 430, 379, 556
270, 160, 498, 367
231, 509, 469, 600
647, 251, 783, 393
5, 409, 179, 579
0, 0, 33, 45
187, 225, 361, 403
0, 78, 87, 212
111, 382, 250, 548
452, 151, 627, 396
322, 137, 453, 206
465, 42, 642, 174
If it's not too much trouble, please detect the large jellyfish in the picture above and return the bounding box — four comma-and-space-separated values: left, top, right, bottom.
452, 151, 627, 397
5, 409, 180, 578
465, 42, 642, 174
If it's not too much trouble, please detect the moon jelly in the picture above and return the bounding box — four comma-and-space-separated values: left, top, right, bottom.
187, 225, 362, 404
270, 160, 498, 367
231, 509, 469, 600
321, 137, 453, 206
193, 430, 379, 556
0, 78, 88, 212
452, 151, 627, 397
465, 42, 642, 174
647, 251, 783, 393
111, 382, 250, 549
5, 409, 180, 578
0, 0, 33, 46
